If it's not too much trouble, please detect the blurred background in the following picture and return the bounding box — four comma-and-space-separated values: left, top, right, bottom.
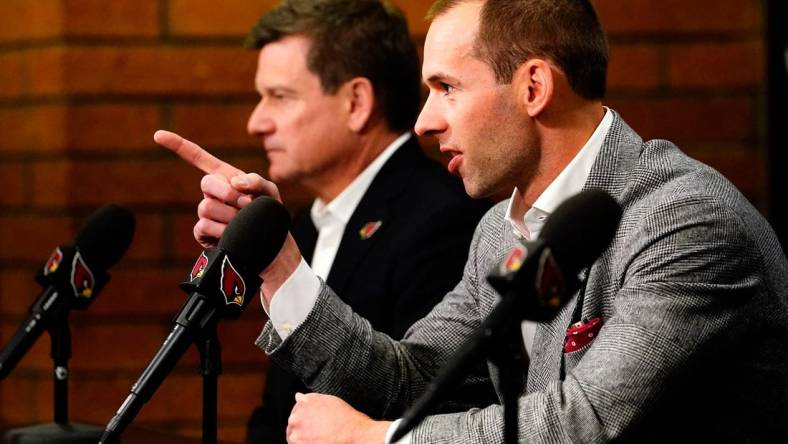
0, 0, 785, 442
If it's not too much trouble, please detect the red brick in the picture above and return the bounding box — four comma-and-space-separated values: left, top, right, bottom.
0, 214, 75, 262
66, 371, 200, 424
84, 268, 191, 317
216, 371, 267, 420
0, 0, 63, 41
68, 376, 134, 425
63, 0, 160, 38
0, 373, 50, 424
392, 0, 432, 37
132, 372, 203, 422
217, 424, 252, 444
171, 103, 259, 149
69, 323, 173, 371
67, 104, 164, 150
668, 41, 763, 89
607, 44, 661, 91
27, 47, 66, 97
31, 47, 257, 97
0, 52, 27, 99
0, 105, 67, 152
173, 213, 204, 262
31, 159, 205, 207
0, 270, 43, 318
0, 321, 52, 373
607, 97, 755, 142
167, 421, 252, 443
122, 214, 167, 262
169, 0, 276, 37
0, 163, 27, 206
1, 104, 161, 152
29, 162, 70, 207
67, 355, 259, 425
595, 0, 761, 35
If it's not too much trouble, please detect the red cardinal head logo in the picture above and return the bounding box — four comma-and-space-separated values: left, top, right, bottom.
220, 256, 246, 306
500, 244, 527, 274
71, 253, 95, 299
190, 252, 209, 281
44, 247, 64, 275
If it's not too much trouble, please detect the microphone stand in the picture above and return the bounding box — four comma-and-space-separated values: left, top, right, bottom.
197, 327, 222, 444
391, 247, 570, 444
4, 313, 103, 444
51, 316, 72, 424
486, 313, 529, 444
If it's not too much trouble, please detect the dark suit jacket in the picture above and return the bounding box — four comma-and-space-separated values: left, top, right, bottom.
247, 137, 492, 443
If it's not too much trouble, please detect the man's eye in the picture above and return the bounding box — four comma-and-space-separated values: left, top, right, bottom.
440, 82, 455, 95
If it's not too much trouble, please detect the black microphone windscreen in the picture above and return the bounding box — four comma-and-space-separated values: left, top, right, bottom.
540, 189, 621, 276
218, 196, 290, 274
74, 204, 136, 271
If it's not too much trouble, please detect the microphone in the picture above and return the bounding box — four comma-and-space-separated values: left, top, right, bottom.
390, 189, 622, 442
0, 204, 136, 380
486, 188, 622, 320
99, 196, 290, 444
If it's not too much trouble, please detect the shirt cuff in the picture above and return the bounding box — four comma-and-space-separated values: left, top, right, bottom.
268, 257, 321, 340
385, 419, 413, 444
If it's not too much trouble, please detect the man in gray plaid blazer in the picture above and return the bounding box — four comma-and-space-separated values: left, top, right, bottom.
187, 0, 788, 442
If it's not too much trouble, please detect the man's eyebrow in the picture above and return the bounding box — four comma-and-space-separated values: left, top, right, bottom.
263, 84, 295, 92
425, 72, 461, 85
261, 85, 298, 94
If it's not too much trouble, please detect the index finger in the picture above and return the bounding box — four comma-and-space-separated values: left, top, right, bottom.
154, 130, 245, 179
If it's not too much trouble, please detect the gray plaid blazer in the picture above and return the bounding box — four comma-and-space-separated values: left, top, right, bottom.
257, 110, 788, 443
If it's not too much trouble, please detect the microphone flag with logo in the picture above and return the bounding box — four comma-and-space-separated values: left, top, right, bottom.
0, 204, 135, 380
100, 196, 290, 444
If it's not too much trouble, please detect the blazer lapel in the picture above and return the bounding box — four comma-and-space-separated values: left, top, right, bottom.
325, 138, 420, 297
527, 110, 645, 390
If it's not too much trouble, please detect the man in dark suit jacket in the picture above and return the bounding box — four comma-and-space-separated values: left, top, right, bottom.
156, 1, 491, 443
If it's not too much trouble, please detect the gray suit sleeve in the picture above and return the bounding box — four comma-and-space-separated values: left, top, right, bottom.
255, 212, 490, 419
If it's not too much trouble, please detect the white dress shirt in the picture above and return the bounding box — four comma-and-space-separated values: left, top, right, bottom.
267, 132, 410, 337
507, 108, 613, 356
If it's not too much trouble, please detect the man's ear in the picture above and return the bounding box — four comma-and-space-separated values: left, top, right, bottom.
342, 77, 375, 133
512, 59, 554, 117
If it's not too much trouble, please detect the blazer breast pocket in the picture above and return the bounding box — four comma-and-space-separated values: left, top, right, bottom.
562, 317, 603, 372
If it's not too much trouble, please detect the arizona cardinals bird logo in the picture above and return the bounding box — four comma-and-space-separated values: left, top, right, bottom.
190, 252, 209, 281
220, 256, 246, 306
44, 247, 64, 275
71, 253, 95, 299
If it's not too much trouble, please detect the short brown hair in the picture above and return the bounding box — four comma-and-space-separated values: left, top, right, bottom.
247, 0, 422, 132
428, 0, 608, 100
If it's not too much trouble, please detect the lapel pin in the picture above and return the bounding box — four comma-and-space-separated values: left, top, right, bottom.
359, 220, 382, 240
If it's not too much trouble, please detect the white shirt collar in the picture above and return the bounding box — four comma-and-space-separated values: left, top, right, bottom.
505, 108, 614, 240
311, 132, 411, 228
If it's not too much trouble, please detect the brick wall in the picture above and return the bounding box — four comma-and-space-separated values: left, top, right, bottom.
0, 0, 767, 442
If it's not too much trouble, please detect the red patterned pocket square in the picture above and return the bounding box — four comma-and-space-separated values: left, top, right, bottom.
564, 317, 603, 353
